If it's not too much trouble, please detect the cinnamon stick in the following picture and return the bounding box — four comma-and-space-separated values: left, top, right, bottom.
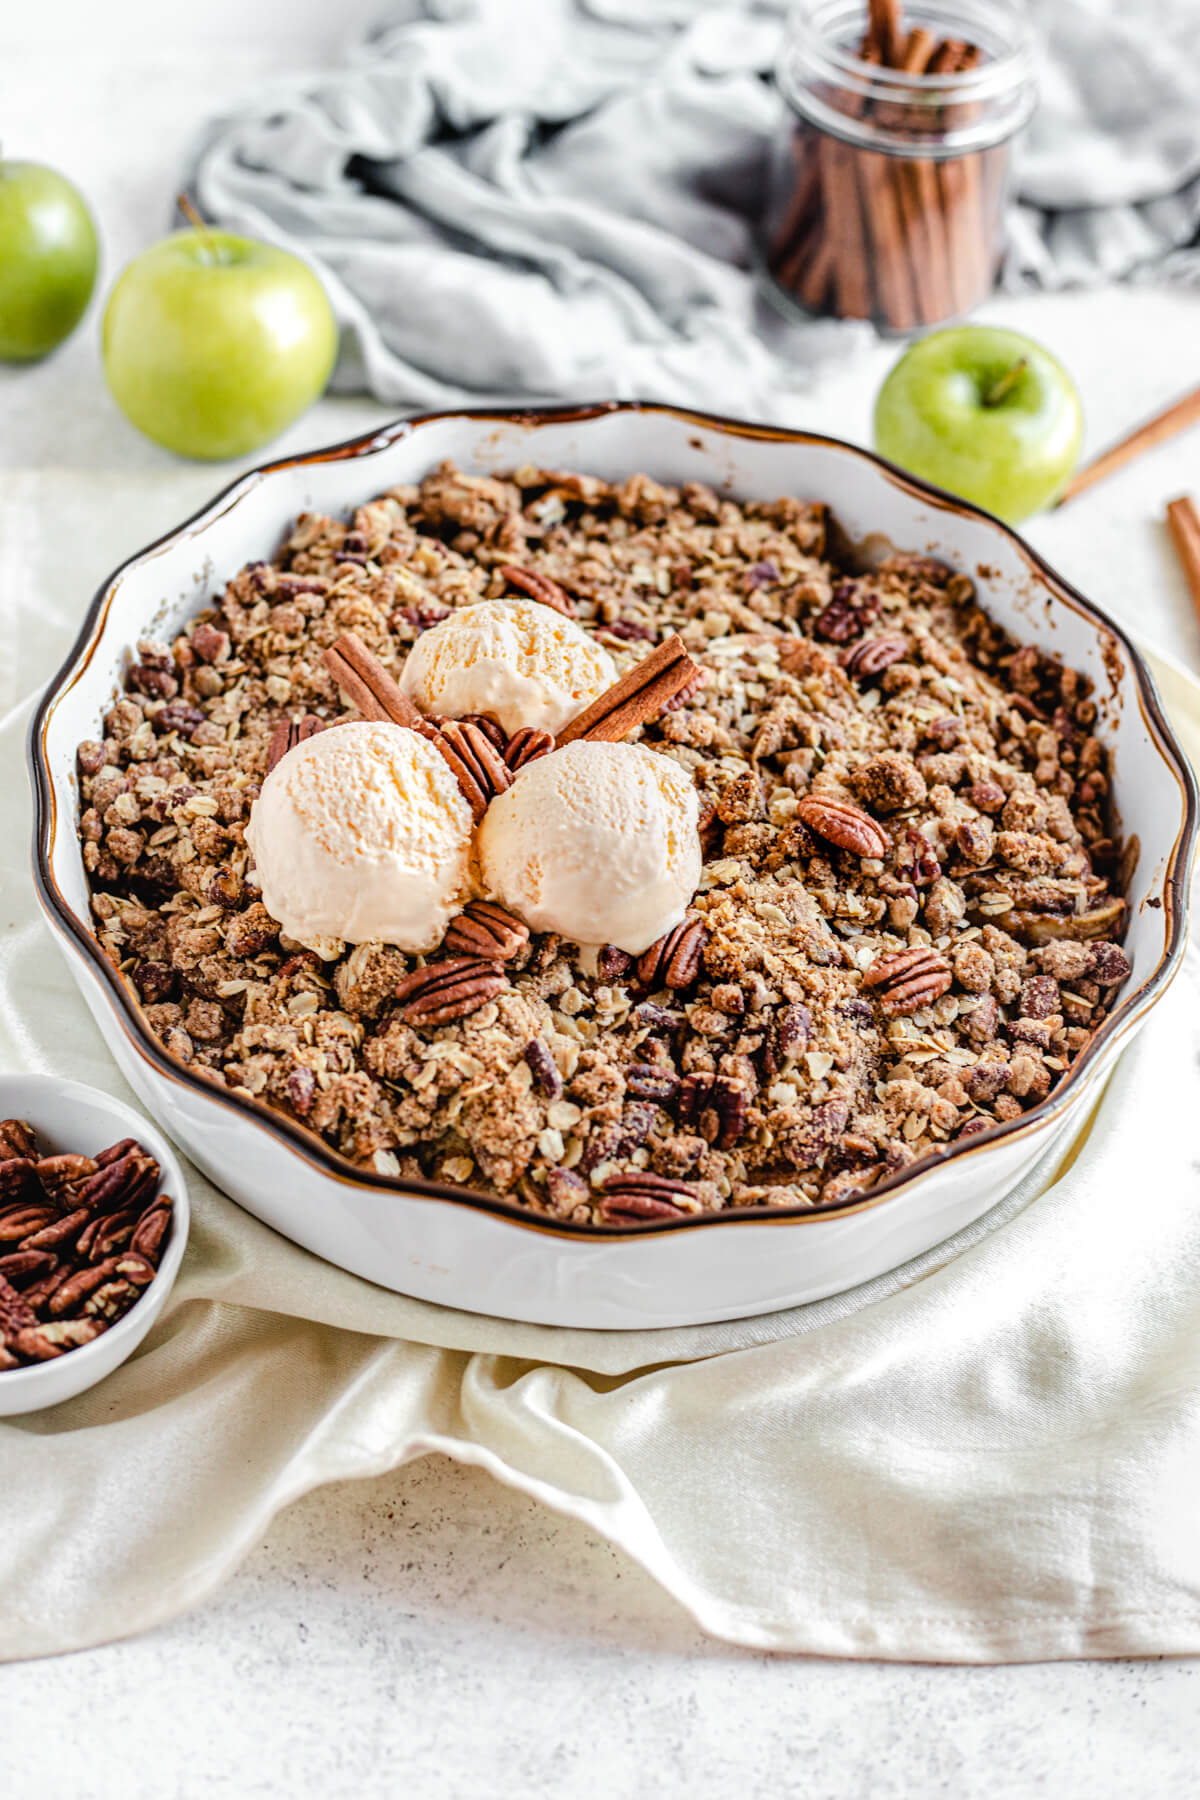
859, 147, 919, 330
322, 633, 426, 731
866, 0, 903, 65
894, 28, 952, 323
556, 635, 703, 746
816, 132, 874, 320
1165, 496, 1200, 628
1060, 385, 1200, 506
790, 229, 835, 312
767, 136, 822, 265
932, 40, 987, 315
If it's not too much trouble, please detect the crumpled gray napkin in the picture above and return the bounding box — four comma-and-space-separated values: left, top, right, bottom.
190, 0, 1200, 417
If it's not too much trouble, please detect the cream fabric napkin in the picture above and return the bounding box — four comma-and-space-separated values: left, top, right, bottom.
3, 542, 1199, 1660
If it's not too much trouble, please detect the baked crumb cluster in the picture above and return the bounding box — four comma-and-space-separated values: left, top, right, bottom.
77, 462, 1131, 1221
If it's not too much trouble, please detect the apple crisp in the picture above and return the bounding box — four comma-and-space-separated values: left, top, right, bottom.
76, 462, 1131, 1222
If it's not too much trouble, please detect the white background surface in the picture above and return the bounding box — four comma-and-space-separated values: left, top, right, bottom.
4, 2, 1200, 1793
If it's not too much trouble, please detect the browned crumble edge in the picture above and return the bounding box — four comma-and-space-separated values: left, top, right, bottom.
75, 462, 1132, 1223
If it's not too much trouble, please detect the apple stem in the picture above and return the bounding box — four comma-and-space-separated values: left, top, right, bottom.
983, 359, 1028, 407
176, 192, 220, 263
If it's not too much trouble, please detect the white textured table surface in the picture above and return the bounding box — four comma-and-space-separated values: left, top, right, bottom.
4, 5, 1200, 1794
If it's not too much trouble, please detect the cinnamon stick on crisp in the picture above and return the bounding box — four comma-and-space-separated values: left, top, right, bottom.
322, 633, 426, 731
321, 632, 510, 819
1060, 385, 1200, 506
1165, 496, 1200, 628
556, 635, 703, 746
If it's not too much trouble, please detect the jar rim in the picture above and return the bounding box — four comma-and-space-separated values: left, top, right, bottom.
778, 0, 1036, 156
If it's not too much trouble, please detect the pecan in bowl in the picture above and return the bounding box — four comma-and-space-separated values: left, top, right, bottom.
0, 1077, 188, 1416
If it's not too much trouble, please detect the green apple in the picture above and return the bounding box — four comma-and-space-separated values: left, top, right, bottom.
102, 224, 338, 460
0, 160, 99, 361
873, 326, 1084, 524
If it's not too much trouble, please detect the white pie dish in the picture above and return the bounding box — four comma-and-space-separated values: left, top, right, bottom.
28, 402, 1197, 1330
0, 1074, 188, 1415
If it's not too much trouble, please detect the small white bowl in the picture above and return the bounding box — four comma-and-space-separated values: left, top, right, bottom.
0, 1074, 188, 1415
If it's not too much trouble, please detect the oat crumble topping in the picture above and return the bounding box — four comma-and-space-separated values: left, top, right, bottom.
76, 462, 1132, 1222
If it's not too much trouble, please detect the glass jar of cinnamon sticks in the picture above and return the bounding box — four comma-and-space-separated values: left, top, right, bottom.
765, 0, 1034, 331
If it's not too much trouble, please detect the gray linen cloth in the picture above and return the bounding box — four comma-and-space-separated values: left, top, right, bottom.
189, 0, 1200, 417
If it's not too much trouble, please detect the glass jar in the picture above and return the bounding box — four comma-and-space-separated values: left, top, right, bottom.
764, 0, 1035, 331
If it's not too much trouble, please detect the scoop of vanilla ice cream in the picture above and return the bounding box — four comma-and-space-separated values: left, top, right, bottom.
477, 739, 702, 955
245, 721, 473, 952
397, 598, 616, 736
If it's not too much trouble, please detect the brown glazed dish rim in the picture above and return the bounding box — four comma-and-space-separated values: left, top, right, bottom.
27, 400, 1200, 1239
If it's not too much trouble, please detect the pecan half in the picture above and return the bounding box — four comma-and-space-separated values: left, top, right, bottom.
152, 700, 206, 740
458, 714, 506, 751
625, 1063, 680, 1102
47, 1255, 128, 1317
761, 1002, 814, 1077
76, 1147, 160, 1218
636, 917, 708, 992
0, 1203, 57, 1243
795, 794, 889, 859
33, 1153, 97, 1210
444, 900, 530, 962
523, 1039, 562, 1099
0, 1119, 38, 1161
862, 947, 953, 1017
433, 719, 513, 820
0, 1272, 37, 1338
499, 564, 576, 617
0, 1250, 56, 1287
841, 635, 907, 681
82, 1279, 141, 1322
13, 1319, 105, 1361
597, 944, 634, 982
0, 1157, 37, 1203
77, 1206, 139, 1262
677, 1072, 748, 1150
597, 1172, 694, 1222
813, 583, 880, 643
394, 957, 506, 1027
19, 1207, 90, 1252
130, 1201, 173, 1264
503, 726, 556, 772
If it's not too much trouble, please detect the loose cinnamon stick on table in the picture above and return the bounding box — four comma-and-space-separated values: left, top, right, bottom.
1059, 384, 1200, 506
556, 635, 703, 746
1165, 495, 1200, 628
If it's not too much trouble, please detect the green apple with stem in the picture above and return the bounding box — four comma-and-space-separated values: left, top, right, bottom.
102, 197, 338, 460
873, 326, 1084, 524
0, 159, 99, 361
